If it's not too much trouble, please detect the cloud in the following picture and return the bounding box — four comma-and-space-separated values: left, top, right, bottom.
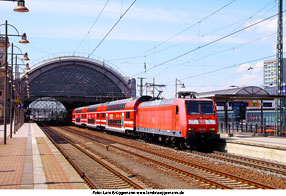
3, 0, 250, 45
235, 63, 252, 72
252, 61, 263, 73
234, 61, 264, 87
25, 0, 190, 23
246, 18, 277, 34
235, 73, 263, 86
235, 61, 263, 73
233, 60, 264, 87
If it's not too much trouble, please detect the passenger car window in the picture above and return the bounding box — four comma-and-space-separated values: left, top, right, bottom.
126, 112, 130, 119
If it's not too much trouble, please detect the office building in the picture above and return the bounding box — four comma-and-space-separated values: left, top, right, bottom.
263, 59, 286, 95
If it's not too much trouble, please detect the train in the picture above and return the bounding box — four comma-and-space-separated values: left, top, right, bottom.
72, 96, 221, 150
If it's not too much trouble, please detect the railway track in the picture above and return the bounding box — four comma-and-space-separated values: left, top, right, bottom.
39, 124, 144, 189
55, 125, 275, 189
191, 151, 286, 177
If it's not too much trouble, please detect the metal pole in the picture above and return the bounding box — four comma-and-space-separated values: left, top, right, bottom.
15, 55, 19, 79
138, 77, 145, 96
224, 101, 228, 134
14, 55, 18, 133
275, 0, 283, 136
9, 43, 14, 138
153, 77, 155, 98
175, 78, 177, 98
140, 77, 143, 96
261, 100, 264, 134
3, 20, 8, 144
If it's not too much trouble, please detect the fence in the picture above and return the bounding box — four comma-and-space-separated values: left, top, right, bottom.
218, 121, 277, 136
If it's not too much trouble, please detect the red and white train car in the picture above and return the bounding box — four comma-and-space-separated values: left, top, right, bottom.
73, 107, 88, 125
72, 96, 220, 149
136, 98, 220, 148
72, 96, 152, 133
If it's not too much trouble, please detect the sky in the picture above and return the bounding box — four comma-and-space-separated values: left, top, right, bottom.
0, 0, 284, 99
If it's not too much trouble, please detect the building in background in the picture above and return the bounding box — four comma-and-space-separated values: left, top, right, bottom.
263, 59, 286, 95
0, 36, 10, 124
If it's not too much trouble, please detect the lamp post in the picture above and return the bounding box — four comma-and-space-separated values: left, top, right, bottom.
175, 78, 185, 98
1, 0, 29, 13
8, 44, 29, 137
275, 0, 283, 136
13, 64, 29, 132
0, 20, 29, 144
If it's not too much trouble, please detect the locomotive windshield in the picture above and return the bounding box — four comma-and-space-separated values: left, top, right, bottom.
186, 101, 214, 115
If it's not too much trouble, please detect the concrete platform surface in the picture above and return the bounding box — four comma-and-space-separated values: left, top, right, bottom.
220, 132, 286, 150
220, 132, 286, 164
0, 123, 89, 189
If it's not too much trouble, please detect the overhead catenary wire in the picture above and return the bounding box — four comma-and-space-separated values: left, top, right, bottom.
88, 0, 137, 57
74, 0, 110, 52
144, 0, 277, 60
136, 0, 236, 57
196, 0, 278, 63
162, 54, 276, 87
131, 3, 278, 81
184, 55, 276, 80
114, 30, 277, 80
132, 11, 284, 78
108, 0, 237, 62
108, 0, 275, 62
158, 31, 277, 77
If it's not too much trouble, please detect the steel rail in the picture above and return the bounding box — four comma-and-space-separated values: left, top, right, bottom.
110, 143, 232, 189
67, 125, 276, 189
42, 124, 144, 189
119, 145, 275, 189
60, 126, 231, 189
211, 151, 286, 175
39, 124, 97, 189
189, 150, 286, 176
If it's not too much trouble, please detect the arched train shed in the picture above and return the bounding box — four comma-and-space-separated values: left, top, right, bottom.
19, 56, 136, 111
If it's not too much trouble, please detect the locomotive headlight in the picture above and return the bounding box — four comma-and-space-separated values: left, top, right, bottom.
188, 127, 194, 131
209, 128, 216, 131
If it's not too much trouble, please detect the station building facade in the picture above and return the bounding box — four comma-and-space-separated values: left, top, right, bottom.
193, 86, 285, 130
0, 36, 10, 124
215, 100, 276, 126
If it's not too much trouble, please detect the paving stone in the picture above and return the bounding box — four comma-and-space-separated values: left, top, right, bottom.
0, 123, 89, 189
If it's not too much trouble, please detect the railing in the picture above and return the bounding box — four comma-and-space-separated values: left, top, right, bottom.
218, 121, 284, 136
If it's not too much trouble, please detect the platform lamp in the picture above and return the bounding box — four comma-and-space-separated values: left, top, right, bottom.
25, 79, 30, 99
0, 20, 29, 144
0, 0, 29, 13
175, 78, 185, 98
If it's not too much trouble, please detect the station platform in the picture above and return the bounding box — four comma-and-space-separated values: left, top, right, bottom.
221, 132, 286, 149
1, 123, 286, 190
0, 123, 89, 189
220, 132, 286, 164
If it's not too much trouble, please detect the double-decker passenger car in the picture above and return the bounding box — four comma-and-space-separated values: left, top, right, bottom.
72, 96, 152, 133
72, 96, 221, 149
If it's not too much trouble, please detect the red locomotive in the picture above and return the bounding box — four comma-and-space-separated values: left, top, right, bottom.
72, 96, 221, 149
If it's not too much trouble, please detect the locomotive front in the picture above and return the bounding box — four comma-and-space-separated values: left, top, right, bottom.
184, 99, 220, 149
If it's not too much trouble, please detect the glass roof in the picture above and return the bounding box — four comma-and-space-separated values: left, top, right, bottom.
28, 97, 66, 112
196, 86, 279, 100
